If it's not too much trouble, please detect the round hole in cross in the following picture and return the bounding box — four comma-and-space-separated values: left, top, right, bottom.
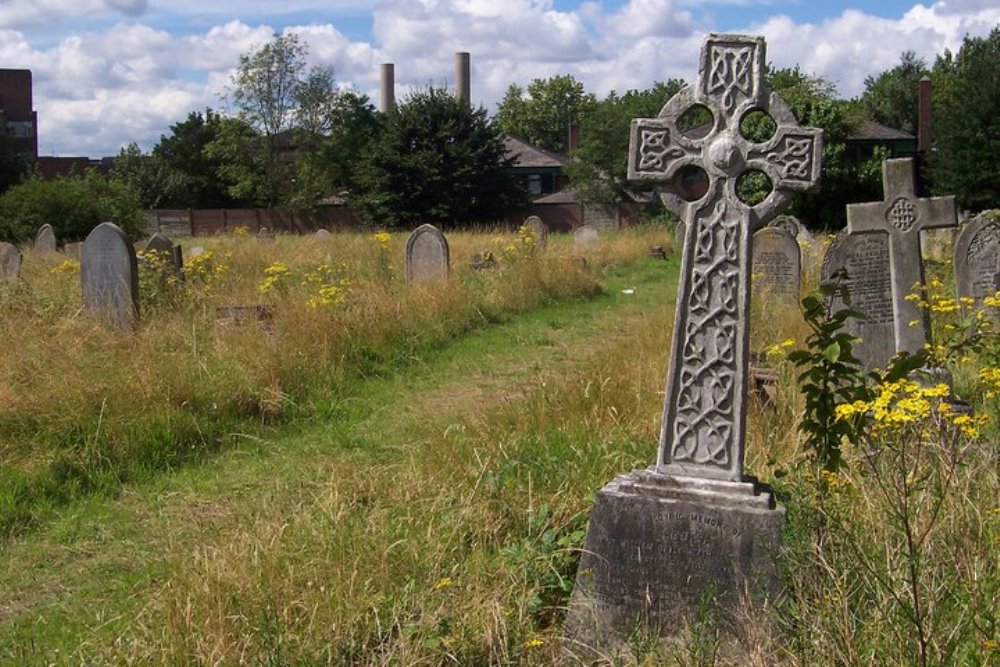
676, 104, 714, 140
739, 108, 777, 143
670, 165, 710, 202
736, 169, 772, 207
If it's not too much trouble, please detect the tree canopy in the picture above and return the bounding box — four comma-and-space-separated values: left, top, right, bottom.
861, 51, 929, 136
494, 75, 597, 153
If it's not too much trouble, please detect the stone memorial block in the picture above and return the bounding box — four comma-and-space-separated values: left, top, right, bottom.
81, 222, 139, 330
752, 226, 801, 301
143, 233, 183, 277
522, 216, 548, 249
34, 224, 56, 254
566, 34, 822, 655
404, 224, 449, 284
821, 230, 895, 371
469, 252, 497, 271
954, 210, 1000, 308
314, 229, 333, 241
845, 158, 957, 366
257, 227, 275, 243
189, 245, 206, 257
573, 225, 600, 250
0, 242, 21, 282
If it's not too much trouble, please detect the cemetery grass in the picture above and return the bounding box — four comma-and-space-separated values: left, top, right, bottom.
0, 227, 664, 539
1, 231, 997, 664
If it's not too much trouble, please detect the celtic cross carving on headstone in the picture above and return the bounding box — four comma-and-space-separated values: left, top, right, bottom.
628, 34, 823, 482
846, 158, 957, 358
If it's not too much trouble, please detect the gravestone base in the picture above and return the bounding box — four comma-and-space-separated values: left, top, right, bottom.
564, 469, 785, 659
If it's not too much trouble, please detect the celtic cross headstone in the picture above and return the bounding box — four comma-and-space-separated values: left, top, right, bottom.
846, 158, 957, 364
566, 34, 822, 654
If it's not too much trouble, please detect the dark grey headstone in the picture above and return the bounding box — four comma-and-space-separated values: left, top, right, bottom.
523, 216, 548, 250
405, 224, 449, 284
81, 222, 139, 330
573, 225, 600, 250
0, 242, 21, 282
143, 233, 183, 276
34, 224, 56, 254
821, 230, 894, 370
954, 210, 1000, 308
752, 226, 801, 301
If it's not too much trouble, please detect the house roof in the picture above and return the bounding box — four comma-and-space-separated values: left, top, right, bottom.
503, 135, 567, 168
848, 119, 915, 141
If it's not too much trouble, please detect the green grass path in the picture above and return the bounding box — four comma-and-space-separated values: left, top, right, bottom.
0, 256, 679, 659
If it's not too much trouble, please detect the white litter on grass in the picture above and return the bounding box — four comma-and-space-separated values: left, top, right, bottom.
622, 288, 635, 295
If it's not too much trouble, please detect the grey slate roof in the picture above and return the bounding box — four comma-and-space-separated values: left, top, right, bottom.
848, 119, 915, 141
503, 135, 567, 168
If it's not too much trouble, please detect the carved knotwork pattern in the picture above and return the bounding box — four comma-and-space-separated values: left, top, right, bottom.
967, 222, 1000, 262
671, 200, 739, 466
887, 197, 917, 232
637, 129, 684, 173
765, 135, 815, 181
706, 45, 754, 114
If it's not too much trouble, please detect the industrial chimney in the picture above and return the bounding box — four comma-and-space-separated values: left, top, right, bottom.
918, 75, 932, 153
380, 63, 395, 113
455, 52, 470, 107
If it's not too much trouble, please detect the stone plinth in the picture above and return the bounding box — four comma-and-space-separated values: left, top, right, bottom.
565, 470, 784, 657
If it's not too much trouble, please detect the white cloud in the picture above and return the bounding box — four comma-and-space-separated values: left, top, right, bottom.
0, 0, 146, 30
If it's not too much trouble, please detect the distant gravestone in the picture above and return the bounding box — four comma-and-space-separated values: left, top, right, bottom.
566, 34, 821, 653
215, 305, 275, 335
822, 230, 895, 370
34, 224, 56, 254
573, 225, 600, 250
314, 229, 332, 241
405, 224, 449, 284
954, 210, 1000, 308
62, 241, 82, 260
143, 233, 184, 278
189, 245, 206, 257
0, 242, 21, 281
81, 222, 139, 330
523, 216, 548, 249
845, 158, 958, 368
752, 226, 801, 301
257, 227, 275, 243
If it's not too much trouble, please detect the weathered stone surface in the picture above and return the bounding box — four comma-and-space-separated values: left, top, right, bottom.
257, 227, 275, 243
314, 229, 333, 240
34, 224, 56, 254
81, 222, 139, 330
62, 241, 82, 260
845, 158, 957, 365
568, 33, 820, 652
574, 225, 600, 250
954, 210, 1000, 308
0, 242, 21, 281
142, 233, 183, 276
189, 245, 206, 257
523, 216, 548, 249
405, 224, 449, 284
752, 226, 800, 301
469, 252, 497, 271
822, 230, 895, 371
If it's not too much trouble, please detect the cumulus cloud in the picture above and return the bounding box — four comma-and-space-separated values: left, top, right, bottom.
0, 0, 146, 30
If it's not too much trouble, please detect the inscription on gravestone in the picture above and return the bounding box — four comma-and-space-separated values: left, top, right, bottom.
81, 222, 139, 330
566, 33, 822, 655
752, 226, 800, 301
954, 210, 1000, 309
405, 224, 449, 284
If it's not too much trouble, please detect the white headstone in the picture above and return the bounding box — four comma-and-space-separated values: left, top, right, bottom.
405, 224, 449, 284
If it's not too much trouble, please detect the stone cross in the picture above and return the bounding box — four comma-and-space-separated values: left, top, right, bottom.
628, 33, 822, 482
846, 158, 957, 357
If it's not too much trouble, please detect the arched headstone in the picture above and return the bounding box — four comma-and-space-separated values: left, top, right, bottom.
752, 226, 801, 301
34, 224, 56, 254
143, 233, 183, 276
954, 210, 1000, 308
573, 225, 600, 250
314, 229, 333, 240
405, 224, 449, 284
81, 222, 139, 330
0, 242, 21, 282
522, 216, 548, 249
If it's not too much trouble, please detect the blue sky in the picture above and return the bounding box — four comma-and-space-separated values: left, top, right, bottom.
0, 0, 998, 156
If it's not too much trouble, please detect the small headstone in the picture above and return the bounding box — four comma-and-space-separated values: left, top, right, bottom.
314, 229, 333, 241
143, 233, 184, 276
469, 252, 497, 271
34, 224, 56, 254
522, 216, 548, 250
189, 245, 206, 257
954, 210, 1000, 308
573, 225, 600, 250
0, 242, 21, 282
215, 305, 274, 334
821, 230, 895, 371
257, 227, 275, 243
62, 241, 82, 260
649, 245, 667, 260
752, 226, 801, 302
566, 33, 822, 653
844, 158, 958, 369
405, 224, 449, 284
80, 222, 139, 330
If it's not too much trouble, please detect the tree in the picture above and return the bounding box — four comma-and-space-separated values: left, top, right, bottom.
931, 28, 1000, 211
565, 80, 685, 203
202, 117, 273, 207
350, 87, 522, 228
152, 109, 242, 208
110, 143, 188, 210
494, 75, 597, 153
861, 51, 929, 136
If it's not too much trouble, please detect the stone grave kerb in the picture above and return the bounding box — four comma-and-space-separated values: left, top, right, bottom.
846, 158, 957, 358
627, 33, 823, 481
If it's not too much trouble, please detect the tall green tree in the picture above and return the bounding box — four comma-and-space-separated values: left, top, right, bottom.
565, 80, 685, 203
110, 143, 189, 210
350, 88, 522, 228
152, 109, 241, 208
861, 51, 929, 136
494, 75, 597, 153
931, 27, 1000, 211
